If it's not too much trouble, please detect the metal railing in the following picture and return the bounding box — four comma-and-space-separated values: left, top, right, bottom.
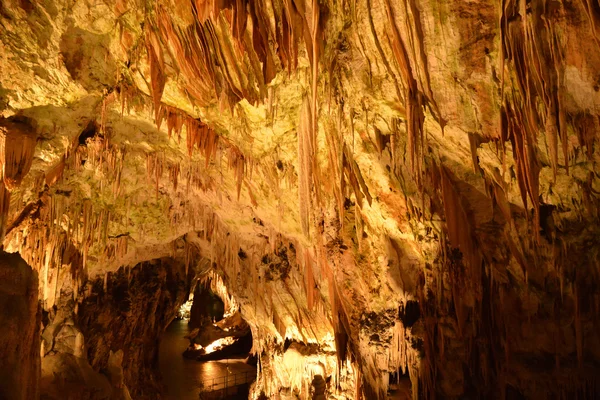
201, 370, 255, 393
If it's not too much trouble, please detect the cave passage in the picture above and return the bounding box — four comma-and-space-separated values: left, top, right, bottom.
159, 279, 255, 399
158, 320, 255, 400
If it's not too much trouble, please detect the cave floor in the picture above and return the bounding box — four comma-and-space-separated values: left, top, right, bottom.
159, 319, 256, 400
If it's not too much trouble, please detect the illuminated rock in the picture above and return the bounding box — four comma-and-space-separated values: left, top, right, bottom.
0, 0, 599, 398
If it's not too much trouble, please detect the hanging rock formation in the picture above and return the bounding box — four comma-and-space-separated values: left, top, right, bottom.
0, 0, 599, 398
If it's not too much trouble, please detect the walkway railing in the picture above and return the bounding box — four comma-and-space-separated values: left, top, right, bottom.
201, 370, 256, 393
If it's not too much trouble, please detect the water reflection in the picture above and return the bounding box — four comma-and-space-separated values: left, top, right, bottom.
158, 319, 255, 400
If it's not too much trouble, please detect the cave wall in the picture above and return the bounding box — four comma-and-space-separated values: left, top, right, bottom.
35, 253, 191, 400
40, 289, 113, 400
77, 258, 190, 399
0, 251, 40, 400
0, 0, 599, 399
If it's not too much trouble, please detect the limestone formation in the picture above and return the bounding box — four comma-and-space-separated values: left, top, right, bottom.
0, 0, 599, 398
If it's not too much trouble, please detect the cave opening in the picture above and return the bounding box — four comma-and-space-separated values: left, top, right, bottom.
159, 273, 255, 400
387, 369, 412, 399
311, 375, 326, 400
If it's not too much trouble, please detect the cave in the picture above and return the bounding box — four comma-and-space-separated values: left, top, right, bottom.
1, 0, 600, 399
182, 276, 253, 359
159, 274, 256, 399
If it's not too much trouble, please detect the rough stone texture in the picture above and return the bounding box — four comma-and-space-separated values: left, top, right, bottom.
0, 251, 40, 400
0, 0, 599, 398
40, 289, 113, 400
77, 258, 190, 399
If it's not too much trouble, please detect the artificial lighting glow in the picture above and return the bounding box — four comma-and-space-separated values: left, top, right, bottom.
196, 337, 237, 354
177, 293, 194, 320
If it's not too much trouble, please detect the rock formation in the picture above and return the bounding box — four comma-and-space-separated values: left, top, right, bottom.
0, 251, 40, 400
0, 0, 599, 398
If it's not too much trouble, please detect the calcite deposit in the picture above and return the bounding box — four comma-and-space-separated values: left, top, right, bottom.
0, 0, 599, 398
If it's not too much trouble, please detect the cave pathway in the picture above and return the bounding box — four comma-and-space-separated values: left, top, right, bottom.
158, 319, 255, 400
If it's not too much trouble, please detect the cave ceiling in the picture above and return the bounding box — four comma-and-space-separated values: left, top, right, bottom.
1, 0, 600, 398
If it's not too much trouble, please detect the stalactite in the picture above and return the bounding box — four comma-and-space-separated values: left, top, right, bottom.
6, 117, 133, 276
183, 115, 219, 164
0, 118, 37, 190
100, 97, 108, 137
342, 144, 372, 208
572, 113, 598, 162
402, 0, 442, 123
163, 106, 185, 141
304, 248, 316, 310
227, 147, 245, 200
45, 156, 66, 186
202, 269, 239, 315
82, 200, 92, 268
117, 79, 138, 117
2, 2, 595, 398
116, 236, 128, 262
273, 308, 286, 339
324, 112, 345, 226
156, 0, 305, 107
306, 0, 322, 207
145, 25, 166, 123
499, 0, 570, 241
491, 180, 512, 224
298, 95, 314, 237
0, 180, 10, 241
468, 133, 481, 174
366, 0, 403, 101
503, 102, 542, 240
329, 276, 353, 386
382, 0, 427, 184
156, 9, 216, 106
545, 107, 560, 181
169, 162, 180, 191
2, 121, 117, 290
146, 152, 165, 197
439, 164, 482, 335
388, 321, 408, 374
